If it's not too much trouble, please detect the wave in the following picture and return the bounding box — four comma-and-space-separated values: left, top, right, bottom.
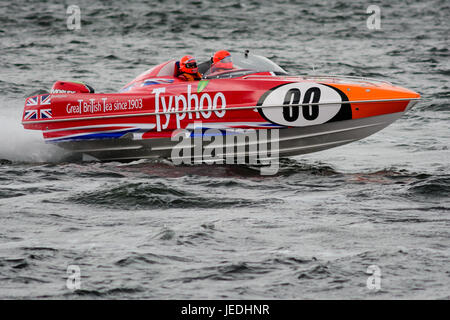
276, 158, 340, 177
68, 181, 277, 209
407, 176, 450, 198
64, 286, 145, 298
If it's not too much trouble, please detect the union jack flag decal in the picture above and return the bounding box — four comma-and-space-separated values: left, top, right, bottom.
26, 96, 39, 106
24, 94, 53, 121
40, 109, 52, 119
24, 110, 38, 120
40, 94, 51, 105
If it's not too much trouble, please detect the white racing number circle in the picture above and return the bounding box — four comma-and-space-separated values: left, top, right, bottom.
258, 83, 349, 127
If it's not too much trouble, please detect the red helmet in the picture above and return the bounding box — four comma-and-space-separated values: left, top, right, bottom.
179, 55, 198, 74
212, 50, 233, 70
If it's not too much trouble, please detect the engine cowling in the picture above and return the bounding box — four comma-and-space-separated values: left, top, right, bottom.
50, 81, 95, 94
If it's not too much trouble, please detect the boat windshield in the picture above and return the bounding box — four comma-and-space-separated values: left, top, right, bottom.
201, 52, 287, 79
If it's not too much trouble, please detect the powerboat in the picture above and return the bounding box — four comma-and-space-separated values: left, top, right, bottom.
22, 51, 420, 163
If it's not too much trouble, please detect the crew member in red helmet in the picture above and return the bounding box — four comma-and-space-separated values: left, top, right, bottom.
211, 50, 233, 73
177, 55, 202, 81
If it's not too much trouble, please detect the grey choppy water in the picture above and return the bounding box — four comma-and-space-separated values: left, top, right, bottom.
0, 0, 449, 299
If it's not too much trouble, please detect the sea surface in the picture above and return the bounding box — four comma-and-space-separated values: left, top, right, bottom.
0, 0, 449, 299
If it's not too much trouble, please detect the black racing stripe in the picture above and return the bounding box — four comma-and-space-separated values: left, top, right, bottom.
320, 83, 352, 122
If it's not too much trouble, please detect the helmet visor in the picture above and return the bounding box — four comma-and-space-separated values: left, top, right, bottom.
185, 62, 197, 69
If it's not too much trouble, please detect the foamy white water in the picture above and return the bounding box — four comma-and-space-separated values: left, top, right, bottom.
0, 99, 69, 162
